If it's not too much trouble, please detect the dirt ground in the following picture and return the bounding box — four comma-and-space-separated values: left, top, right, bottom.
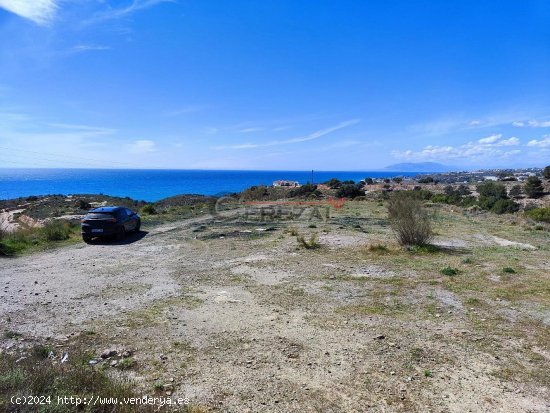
1, 201, 549, 412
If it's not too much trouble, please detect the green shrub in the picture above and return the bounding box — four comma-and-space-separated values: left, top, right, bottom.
41, 220, 72, 241
430, 194, 451, 204
477, 181, 507, 198
0, 350, 160, 413
476, 181, 518, 213
544, 165, 550, 180
297, 233, 320, 249
502, 267, 516, 274
289, 184, 321, 198
524, 176, 544, 198
490, 199, 519, 214
440, 266, 458, 276
335, 183, 363, 199
526, 207, 550, 223
366, 244, 389, 253
509, 184, 523, 198
324, 178, 342, 189
387, 192, 433, 246
140, 204, 157, 215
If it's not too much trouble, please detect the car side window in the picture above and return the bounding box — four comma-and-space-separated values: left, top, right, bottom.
125, 208, 133, 216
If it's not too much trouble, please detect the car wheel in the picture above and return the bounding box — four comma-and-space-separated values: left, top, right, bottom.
116, 226, 126, 241
82, 235, 92, 244
135, 219, 141, 233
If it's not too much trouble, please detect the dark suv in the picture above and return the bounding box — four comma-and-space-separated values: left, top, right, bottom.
81, 206, 141, 243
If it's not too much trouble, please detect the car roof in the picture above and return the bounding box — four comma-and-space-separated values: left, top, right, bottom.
90, 206, 123, 213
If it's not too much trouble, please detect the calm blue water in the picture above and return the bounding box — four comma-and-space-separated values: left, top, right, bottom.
0, 169, 420, 202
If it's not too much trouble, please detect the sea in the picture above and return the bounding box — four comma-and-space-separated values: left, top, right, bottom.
0, 169, 421, 202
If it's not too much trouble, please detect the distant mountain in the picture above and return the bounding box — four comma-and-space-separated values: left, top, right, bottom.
383, 162, 455, 172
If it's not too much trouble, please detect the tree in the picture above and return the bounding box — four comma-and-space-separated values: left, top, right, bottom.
476, 182, 516, 212
524, 176, 544, 198
336, 183, 364, 199
324, 178, 342, 189
543, 165, 550, 180
509, 185, 523, 199
392, 177, 403, 183
477, 182, 507, 199
365, 177, 374, 185
444, 185, 455, 196
418, 176, 434, 184
456, 184, 471, 196
290, 184, 321, 198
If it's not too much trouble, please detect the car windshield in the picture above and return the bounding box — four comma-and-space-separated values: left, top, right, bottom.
85, 213, 114, 219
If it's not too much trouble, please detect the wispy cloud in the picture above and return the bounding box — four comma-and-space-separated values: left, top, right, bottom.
70, 45, 112, 53
127, 139, 157, 154
0, 0, 57, 25
512, 119, 550, 128
392, 134, 522, 162
165, 104, 211, 116
86, 0, 174, 24
238, 127, 265, 133
527, 136, 550, 148
213, 119, 360, 150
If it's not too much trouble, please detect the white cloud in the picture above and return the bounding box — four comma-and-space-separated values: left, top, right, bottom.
477, 134, 501, 144
239, 127, 265, 133
392, 135, 522, 162
495, 137, 519, 146
212, 119, 360, 150
128, 139, 156, 154
0, 0, 57, 25
527, 136, 550, 148
87, 0, 173, 24
71, 45, 111, 53
512, 119, 550, 128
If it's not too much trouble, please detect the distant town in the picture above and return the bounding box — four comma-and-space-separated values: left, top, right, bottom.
272, 167, 545, 188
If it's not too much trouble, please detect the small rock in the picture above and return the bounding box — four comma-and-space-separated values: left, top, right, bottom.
101, 350, 117, 359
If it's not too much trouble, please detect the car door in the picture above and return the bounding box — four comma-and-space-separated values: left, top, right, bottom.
117, 209, 129, 231
125, 208, 136, 230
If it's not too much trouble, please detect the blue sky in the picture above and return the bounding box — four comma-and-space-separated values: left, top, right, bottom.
0, 0, 549, 170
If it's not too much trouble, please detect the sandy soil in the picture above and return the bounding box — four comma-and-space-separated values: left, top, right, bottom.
1, 205, 549, 412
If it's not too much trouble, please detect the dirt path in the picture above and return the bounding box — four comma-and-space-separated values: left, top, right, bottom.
1, 210, 549, 412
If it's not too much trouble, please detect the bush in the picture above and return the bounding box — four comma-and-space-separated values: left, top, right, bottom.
456, 184, 472, 196
476, 181, 518, 212
41, 220, 72, 241
526, 207, 550, 223
543, 165, 550, 180
477, 181, 507, 199
490, 199, 519, 214
366, 244, 389, 253
289, 184, 321, 198
335, 183, 364, 199
324, 178, 342, 189
440, 266, 458, 276
418, 176, 434, 184
0, 349, 161, 413
140, 204, 157, 215
524, 176, 544, 198
502, 267, 516, 274
509, 184, 523, 199
387, 192, 433, 246
297, 233, 320, 249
